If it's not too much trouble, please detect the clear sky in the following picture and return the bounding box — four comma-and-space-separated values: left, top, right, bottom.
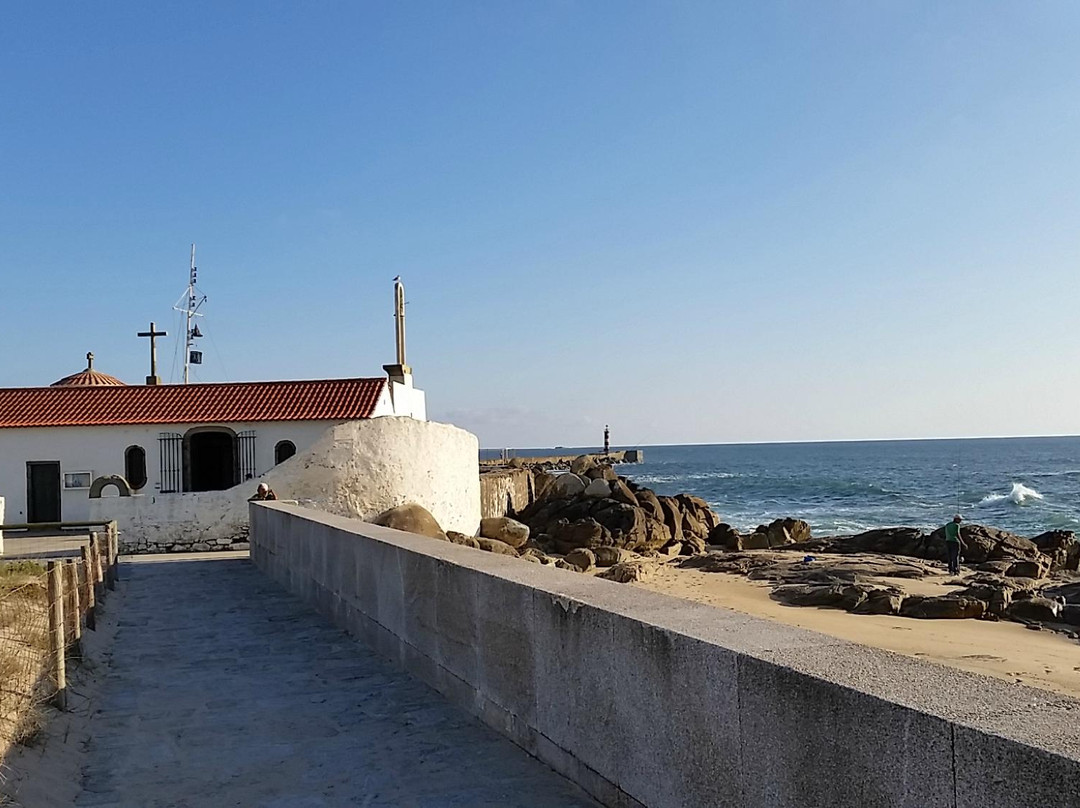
2, 3, 1079, 448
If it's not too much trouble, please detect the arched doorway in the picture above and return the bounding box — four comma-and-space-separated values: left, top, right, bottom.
185, 428, 237, 492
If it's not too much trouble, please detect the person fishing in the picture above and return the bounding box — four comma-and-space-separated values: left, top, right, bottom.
944, 514, 965, 575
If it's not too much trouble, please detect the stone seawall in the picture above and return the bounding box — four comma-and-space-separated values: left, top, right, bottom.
251, 502, 1080, 808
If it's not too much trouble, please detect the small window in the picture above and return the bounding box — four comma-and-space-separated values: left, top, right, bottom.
275, 440, 296, 465
125, 445, 148, 490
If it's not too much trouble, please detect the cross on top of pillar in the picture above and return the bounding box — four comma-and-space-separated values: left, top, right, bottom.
137, 321, 167, 386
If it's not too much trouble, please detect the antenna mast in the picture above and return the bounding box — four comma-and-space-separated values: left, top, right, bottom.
173, 243, 207, 384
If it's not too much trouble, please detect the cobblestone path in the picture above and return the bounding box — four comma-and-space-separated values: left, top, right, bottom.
75, 556, 598, 807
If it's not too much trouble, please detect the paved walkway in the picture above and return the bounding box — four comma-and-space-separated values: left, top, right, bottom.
76, 556, 598, 808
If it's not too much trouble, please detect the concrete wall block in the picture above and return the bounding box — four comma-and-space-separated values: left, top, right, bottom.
433, 562, 480, 685
736, 654, 954, 808
608, 626, 740, 808
474, 574, 538, 727
399, 549, 439, 653
954, 726, 1080, 808
531, 596, 626, 780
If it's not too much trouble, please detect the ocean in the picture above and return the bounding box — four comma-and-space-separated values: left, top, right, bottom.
482, 437, 1080, 537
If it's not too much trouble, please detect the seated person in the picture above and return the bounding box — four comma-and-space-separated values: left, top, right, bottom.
249, 482, 277, 501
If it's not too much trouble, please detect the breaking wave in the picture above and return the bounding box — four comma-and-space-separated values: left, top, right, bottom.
979, 482, 1044, 506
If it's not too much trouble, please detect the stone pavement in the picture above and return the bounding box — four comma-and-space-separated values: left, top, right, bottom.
76, 555, 599, 808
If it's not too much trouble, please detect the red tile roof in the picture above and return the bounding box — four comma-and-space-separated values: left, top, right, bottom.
0, 378, 388, 429
51, 368, 127, 387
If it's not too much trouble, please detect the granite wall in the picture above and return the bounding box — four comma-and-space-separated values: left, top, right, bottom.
250, 502, 1080, 808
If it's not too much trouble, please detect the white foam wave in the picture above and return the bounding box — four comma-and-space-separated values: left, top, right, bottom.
979, 482, 1044, 506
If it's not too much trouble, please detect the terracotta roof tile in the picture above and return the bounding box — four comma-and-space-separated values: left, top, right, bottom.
0, 378, 387, 429
51, 368, 127, 387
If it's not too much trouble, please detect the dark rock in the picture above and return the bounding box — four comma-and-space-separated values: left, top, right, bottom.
609, 479, 639, 507
1005, 597, 1062, 623
533, 471, 558, 502
372, 503, 446, 540
658, 497, 685, 545
1043, 582, 1080, 604
900, 596, 987, 620
707, 523, 742, 551
476, 537, 519, 555
447, 531, 481, 549
852, 589, 905, 615
564, 548, 596, 572
550, 518, 609, 551
767, 518, 811, 544
598, 560, 654, 583
1061, 604, 1080, 627
634, 488, 665, 521
570, 455, 596, 476
772, 584, 848, 608
1004, 558, 1049, 579
593, 546, 627, 567
1030, 530, 1080, 572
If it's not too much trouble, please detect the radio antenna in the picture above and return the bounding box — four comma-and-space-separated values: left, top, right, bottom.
172, 243, 207, 384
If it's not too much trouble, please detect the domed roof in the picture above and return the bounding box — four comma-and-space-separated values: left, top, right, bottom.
51, 353, 127, 388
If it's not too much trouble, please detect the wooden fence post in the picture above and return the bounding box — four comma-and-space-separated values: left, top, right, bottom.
90, 532, 104, 601
47, 562, 67, 710
81, 544, 96, 631
109, 522, 121, 584
63, 560, 81, 649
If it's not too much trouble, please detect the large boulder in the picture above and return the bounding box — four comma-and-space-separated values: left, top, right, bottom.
1005, 597, 1062, 623
570, 455, 596, 476
476, 537, 519, 556
552, 473, 588, 498
900, 596, 987, 620
447, 531, 481, 549
634, 488, 665, 521
564, 548, 596, 572
609, 478, 639, 507
550, 518, 609, 551
708, 523, 742, 551
1004, 558, 1049, 579
479, 517, 530, 549
533, 471, 558, 502
1043, 581, 1080, 604
598, 560, 655, 583
583, 479, 612, 498
372, 503, 446, 540
1030, 530, 1080, 572
927, 524, 1043, 565
658, 497, 685, 545
851, 589, 905, 615
594, 546, 630, 567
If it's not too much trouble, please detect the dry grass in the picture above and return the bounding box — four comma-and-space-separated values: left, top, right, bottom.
0, 563, 52, 758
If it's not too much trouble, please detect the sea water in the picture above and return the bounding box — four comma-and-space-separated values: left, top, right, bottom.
484, 437, 1080, 537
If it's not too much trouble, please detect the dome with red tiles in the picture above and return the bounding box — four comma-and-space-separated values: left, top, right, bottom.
51, 353, 127, 388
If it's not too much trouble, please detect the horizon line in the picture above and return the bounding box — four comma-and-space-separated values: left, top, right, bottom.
479, 432, 1080, 452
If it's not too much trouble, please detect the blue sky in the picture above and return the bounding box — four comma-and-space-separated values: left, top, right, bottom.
2, 3, 1079, 447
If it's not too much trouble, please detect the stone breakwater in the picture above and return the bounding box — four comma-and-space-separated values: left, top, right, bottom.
384, 455, 1080, 638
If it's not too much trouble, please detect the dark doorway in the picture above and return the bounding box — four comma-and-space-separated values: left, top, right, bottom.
26, 461, 61, 523
187, 431, 237, 492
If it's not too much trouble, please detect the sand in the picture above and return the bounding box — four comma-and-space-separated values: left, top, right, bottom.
635, 561, 1080, 698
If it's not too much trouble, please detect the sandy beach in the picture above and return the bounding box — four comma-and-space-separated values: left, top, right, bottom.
635, 561, 1080, 698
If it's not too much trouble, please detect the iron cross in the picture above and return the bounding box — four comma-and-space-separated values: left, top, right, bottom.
137, 321, 167, 385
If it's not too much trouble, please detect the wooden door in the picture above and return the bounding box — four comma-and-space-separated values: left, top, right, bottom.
26, 461, 61, 523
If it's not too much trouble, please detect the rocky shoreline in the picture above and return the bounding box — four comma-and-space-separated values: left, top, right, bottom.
377, 455, 1080, 638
